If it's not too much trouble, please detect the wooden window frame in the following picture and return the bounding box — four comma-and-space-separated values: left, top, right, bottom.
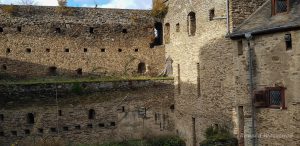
272, 0, 290, 15
254, 87, 286, 109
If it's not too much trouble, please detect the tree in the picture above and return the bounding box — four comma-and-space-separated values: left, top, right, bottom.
57, 0, 67, 7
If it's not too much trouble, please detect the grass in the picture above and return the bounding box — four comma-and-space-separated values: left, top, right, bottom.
0, 76, 173, 85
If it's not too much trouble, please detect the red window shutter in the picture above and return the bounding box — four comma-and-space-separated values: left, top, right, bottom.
254, 91, 269, 107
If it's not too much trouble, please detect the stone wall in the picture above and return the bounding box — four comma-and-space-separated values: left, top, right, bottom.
0, 80, 175, 146
0, 5, 165, 78
163, 0, 237, 145
233, 30, 300, 145
230, 0, 266, 29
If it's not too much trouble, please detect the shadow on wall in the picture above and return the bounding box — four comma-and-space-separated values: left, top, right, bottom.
0, 57, 150, 80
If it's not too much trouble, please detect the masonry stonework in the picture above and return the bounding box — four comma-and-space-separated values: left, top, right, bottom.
0, 5, 165, 78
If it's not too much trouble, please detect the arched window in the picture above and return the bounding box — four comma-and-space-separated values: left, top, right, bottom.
164, 23, 170, 44
153, 22, 163, 46
138, 62, 146, 74
187, 12, 196, 36
27, 113, 34, 124
88, 109, 95, 119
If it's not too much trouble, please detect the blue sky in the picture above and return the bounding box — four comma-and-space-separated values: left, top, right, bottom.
0, 0, 153, 9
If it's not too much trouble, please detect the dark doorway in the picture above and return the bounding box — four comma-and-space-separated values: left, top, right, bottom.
27, 113, 34, 124
48, 66, 57, 76
88, 109, 95, 119
138, 62, 146, 74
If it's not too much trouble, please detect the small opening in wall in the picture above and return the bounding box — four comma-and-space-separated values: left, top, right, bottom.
176, 23, 180, 32
27, 113, 34, 124
38, 128, 43, 134
84, 48, 88, 52
101, 48, 106, 52
164, 23, 170, 44
50, 128, 57, 133
46, 48, 50, 52
122, 29, 128, 33
87, 124, 93, 128
48, 66, 57, 76
138, 62, 146, 74
237, 40, 243, 56
75, 125, 81, 130
122, 106, 125, 112
6, 48, 11, 53
11, 131, 17, 136
24, 129, 30, 135
0, 132, 4, 136
187, 12, 196, 36
64, 48, 69, 52
99, 123, 105, 127
2, 65, 7, 70
26, 48, 31, 53
88, 109, 95, 120
110, 122, 116, 127
170, 104, 175, 111
55, 27, 61, 33
285, 33, 292, 50
76, 68, 83, 75
89, 27, 94, 34
58, 110, 62, 116
0, 114, 3, 121
135, 48, 139, 52
118, 49, 122, 52
0, 27, 3, 32
63, 126, 69, 131
209, 9, 215, 21
17, 26, 22, 32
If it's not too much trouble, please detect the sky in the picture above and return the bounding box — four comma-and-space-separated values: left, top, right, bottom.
0, 0, 153, 9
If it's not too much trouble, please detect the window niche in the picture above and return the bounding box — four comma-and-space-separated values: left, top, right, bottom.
0, 27, 3, 32
88, 109, 95, 120
27, 113, 34, 124
6, 48, 11, 53
76, 68, 83, 75
2, 65, 7, 70
50, 128, 57, 133
122, 29, 128, 33
137, 62, 146, 74
237, 40, 243, 56
26, 48, 31, 53
118, 49, 123, 52
285, 33, 292, 50
176, 23, 180, 32
101, 48, 106, 52
134, 48, 139, 52
48, 66, 57, 76
89, 27, 94, 34
55, 27, 61, 33
187, 12, 196, 36
152, 22, 163, 46
64, 48, 70, 52
209, 9, 215, 21
84, 48, 88, 52
164, 23, 170, 44
46, 48, 50, 52
17, 26, 22, 32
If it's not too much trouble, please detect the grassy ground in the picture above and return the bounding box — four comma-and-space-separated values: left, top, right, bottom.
0, 76, 173, 85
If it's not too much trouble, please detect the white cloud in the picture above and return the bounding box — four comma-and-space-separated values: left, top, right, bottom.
100, 0, 152, 9
1, 0, 58, 6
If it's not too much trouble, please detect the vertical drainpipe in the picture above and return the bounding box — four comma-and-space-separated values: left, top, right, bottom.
226, 0, 230, 35
245, 33, 256, 146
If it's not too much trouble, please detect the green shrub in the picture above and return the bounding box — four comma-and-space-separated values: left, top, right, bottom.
146, 135, 185, 146
71, 83, 83, 95
1, 5, 17, 15
200, 125, 238, 146
151, 0, 168, 19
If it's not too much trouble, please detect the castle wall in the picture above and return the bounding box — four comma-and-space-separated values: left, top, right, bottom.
163, 0, 237, 145
233, 30, 300, 145
0, 80, 175, 145
0, 5, 165, 78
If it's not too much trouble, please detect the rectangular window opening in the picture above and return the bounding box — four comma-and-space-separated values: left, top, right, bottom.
209, 9, 215, 21
272, 0, 289, 15
238, 40, 243, 56
285, 33, 292, 50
